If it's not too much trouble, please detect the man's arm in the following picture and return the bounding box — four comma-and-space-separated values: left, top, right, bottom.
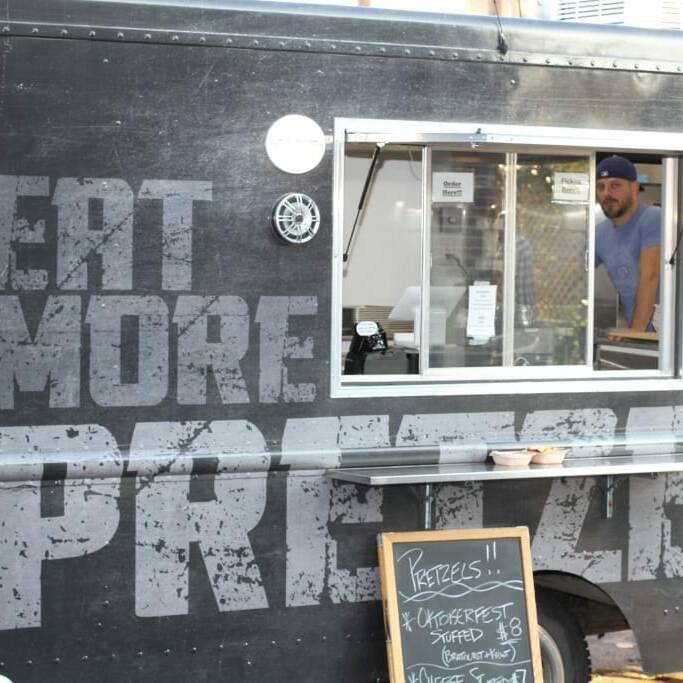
630, 245, 661, 331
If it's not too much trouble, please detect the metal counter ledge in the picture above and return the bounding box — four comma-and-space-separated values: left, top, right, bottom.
328, 454, 683, 486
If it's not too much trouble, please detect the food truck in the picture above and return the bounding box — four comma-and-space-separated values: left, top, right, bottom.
3, 0, 683, 680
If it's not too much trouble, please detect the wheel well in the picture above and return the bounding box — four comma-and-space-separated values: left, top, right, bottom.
534, 571, 630, 636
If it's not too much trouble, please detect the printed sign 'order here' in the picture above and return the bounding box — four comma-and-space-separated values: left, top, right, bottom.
432, 172, 475, 203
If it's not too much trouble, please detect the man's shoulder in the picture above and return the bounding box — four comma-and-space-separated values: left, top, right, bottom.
636, 205, 662, 236
640, 205, 662, 223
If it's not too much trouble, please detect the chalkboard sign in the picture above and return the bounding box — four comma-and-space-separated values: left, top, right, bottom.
378, 528, 542, 683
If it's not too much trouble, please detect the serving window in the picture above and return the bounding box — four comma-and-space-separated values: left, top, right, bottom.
332, 121, 679, 396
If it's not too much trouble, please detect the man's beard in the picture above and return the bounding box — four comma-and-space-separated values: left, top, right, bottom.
600, 194, 633, 220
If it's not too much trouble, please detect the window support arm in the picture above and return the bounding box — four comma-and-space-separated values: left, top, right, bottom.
343, 143, 385, 263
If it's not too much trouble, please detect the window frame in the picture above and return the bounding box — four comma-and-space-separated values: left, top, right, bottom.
331, 118, 680, 398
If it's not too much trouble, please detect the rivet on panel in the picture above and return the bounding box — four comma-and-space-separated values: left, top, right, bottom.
271, 640, 277, 646
429, 50, 435, 56
296, 638, 302, 644
61, 29, 68, 37
452, 52, 458, 59
247, 660, 253, 666
279, 41, 285, 47
144, 33, 152, 40
510, 79, 517, 85
634, 64, 639, 69
590, 60, 595, 66
522, 56, 528, 63
2, 26, 9, 33
545, 58, 551, 64
32, 28, 39, 34
26, 660, 33, 666
330, 44, 336, 50
199, 36, 206, 43
172, 35, 179, 42
81, 656, 88, 662
664, 608, 670, 615
305, 41, 311, 48
137, 651, 144, 657
89, 30, 96, 38
656, 64, 661, 70
53, 658, 61, 664
355, 45, 361, 52
163, 649, 171, 655
243, 642, 249, 648
218, 644, 224, 651
252, 39, 259, 46
476, 54, 482, 60
613, 61, 618, 68
110, 654, 117, 661
404, 48, 411, 55
116, 32, 124, 39
226, 38, 233, 44
380, 47, 386, 53
191, 647, 197, 654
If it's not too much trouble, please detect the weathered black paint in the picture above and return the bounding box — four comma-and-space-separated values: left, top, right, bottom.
2, 2, 683, 681
3, 28, 683, 429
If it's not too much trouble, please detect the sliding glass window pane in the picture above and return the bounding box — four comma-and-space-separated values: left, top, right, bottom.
429, 151, 505, 368
594, 157, 662, 372
514, 155, 590, 366
342, 144, 422, 376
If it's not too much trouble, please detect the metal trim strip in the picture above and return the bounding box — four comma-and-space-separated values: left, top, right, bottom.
2, 18, 683, 75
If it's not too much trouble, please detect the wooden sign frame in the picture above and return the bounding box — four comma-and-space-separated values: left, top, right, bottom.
378, 527, 543, 683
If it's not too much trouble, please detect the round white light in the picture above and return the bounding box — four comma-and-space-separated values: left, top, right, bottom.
265, 115, 326, 174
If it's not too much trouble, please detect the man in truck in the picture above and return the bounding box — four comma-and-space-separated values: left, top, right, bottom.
595, 155, 661, 332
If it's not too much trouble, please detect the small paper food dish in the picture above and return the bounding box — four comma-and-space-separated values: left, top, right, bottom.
490, 450, 532, 467
527, 447, 569, 465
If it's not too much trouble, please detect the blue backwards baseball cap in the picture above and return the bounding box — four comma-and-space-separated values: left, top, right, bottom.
596, 155, 638, 182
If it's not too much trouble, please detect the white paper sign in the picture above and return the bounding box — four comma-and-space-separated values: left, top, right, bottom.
466, 283, 497, 341
432, 172, 474, 203
552, 172, 589, 203
356, 321, 379, 336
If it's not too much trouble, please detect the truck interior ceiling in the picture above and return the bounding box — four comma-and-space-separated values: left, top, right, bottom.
340, 138, 669, 384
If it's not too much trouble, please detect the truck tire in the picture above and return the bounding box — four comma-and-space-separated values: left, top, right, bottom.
537, 591, 591, 683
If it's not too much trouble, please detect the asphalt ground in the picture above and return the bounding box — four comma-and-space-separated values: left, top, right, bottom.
589, 632, 683, 682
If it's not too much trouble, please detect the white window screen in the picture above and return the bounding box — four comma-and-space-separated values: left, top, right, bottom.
557, 0, 625, 22
661, 0, 683, 29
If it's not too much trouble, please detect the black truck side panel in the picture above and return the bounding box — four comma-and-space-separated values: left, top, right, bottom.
2, 2, 683, 680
